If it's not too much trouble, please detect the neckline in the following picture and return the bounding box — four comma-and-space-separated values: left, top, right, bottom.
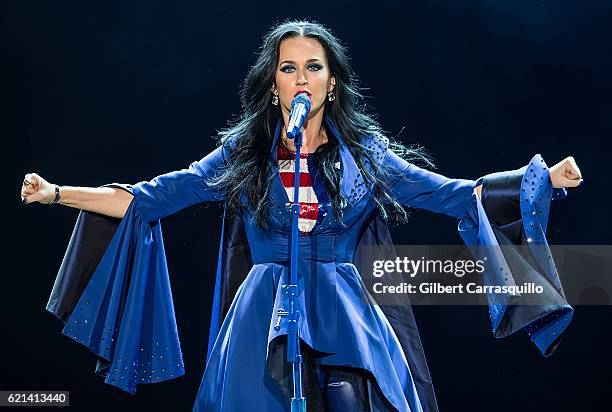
277, 136, 334, 154
277, 144, 317, 158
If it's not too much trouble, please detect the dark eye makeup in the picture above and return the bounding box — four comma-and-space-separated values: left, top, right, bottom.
279, 63, 324, 73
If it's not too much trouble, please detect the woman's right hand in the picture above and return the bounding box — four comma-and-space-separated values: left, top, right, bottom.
21, 173, 56, 204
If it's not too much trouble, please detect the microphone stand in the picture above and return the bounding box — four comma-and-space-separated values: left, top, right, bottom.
286, 128, 306, 412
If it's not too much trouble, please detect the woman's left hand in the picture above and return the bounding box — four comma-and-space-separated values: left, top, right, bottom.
549, 156, 583, 189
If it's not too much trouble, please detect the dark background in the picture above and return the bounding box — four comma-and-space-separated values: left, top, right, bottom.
3, 0, 611, 411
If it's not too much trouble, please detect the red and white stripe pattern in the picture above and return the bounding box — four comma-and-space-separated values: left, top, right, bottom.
277, 145, 319, 233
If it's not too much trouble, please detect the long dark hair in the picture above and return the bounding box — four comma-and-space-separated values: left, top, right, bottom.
208, 19, 432, 229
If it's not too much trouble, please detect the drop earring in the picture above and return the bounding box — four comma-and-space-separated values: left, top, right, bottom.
271, 94, 279, 106
327, 91, 336, 102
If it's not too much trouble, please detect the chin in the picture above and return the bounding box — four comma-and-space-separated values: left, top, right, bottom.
308, 102, 324, 115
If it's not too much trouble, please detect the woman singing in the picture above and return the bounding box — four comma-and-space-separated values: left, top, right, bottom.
20, 20, 582, 412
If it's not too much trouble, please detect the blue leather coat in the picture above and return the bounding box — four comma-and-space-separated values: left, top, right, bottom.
46, 116, 572, 411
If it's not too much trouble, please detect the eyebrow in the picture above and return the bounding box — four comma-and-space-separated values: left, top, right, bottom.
279, 58, 322, 65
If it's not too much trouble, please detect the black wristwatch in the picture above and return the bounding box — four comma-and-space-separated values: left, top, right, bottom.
52, 184, 61, 204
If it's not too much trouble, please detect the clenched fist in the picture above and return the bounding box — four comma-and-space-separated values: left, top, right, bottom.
549, 156, 583, 189
20, 173, 57, 204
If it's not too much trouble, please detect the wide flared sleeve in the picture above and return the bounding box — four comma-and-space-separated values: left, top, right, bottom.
46, 145, 228, 394
131, 145, 227, 222
383, 149, 572, 357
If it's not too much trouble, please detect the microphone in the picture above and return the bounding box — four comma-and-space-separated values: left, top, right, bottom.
286, 93, 312, 139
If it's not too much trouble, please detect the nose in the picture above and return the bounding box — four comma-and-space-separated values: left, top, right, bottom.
296, 73, 309, 86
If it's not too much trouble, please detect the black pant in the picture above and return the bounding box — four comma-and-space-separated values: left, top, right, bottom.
316, 366, 370, 412
269, 338, 394, 411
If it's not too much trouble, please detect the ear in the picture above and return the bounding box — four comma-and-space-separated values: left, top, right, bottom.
271, 83, 277, 95
328, 76, 336, 92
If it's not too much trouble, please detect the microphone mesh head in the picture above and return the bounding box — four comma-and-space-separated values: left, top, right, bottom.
291, 93, 311, 112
